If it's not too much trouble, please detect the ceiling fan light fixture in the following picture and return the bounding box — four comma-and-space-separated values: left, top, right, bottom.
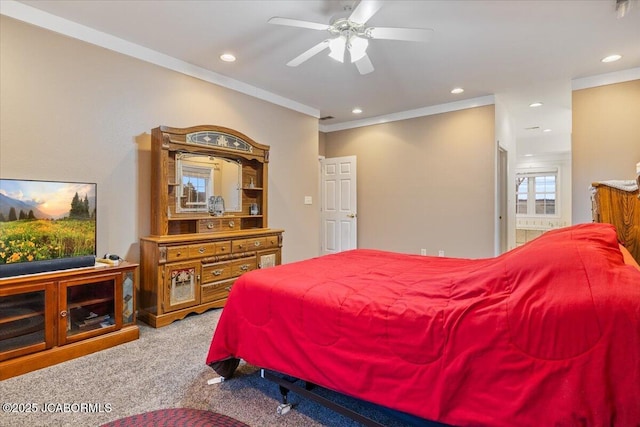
269, 2, 433, 75
348, 36, 369, 63
328, 36, 346, 63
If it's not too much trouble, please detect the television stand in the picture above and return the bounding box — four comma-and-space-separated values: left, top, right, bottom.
0, 262, 139, 380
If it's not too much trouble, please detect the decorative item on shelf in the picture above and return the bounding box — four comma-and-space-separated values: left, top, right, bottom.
97, 254, 121, 266
208, 196, 225, 216
250, 203, 259, 216
248, 177, 255, 189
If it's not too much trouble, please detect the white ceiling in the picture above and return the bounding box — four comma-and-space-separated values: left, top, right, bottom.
3, 0, 640, 144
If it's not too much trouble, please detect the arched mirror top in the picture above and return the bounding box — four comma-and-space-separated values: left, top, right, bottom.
186, 131, 253, 153
158, 125, 269, 163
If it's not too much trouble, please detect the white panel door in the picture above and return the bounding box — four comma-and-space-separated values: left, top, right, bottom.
320, 156, 357, 255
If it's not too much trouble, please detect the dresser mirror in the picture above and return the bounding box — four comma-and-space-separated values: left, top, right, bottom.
176, 153, 242, 213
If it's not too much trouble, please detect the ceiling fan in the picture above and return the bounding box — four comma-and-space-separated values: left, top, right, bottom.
268, 0, 434, 75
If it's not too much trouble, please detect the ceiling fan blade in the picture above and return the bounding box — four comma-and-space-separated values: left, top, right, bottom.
348, 0, 383, 25
368, 27, 434, 42
354, 54, 374, 75
287, 40, 331, 67
268, 17, 330, 31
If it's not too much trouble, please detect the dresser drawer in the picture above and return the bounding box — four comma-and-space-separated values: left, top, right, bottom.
198, 218, 240, 233
201, 278, 235, 303
231, 257, 257, 276
215, 241, 231, 255
188, 242, 217, 258
232, 237, 267, 253
166, 245, 190, 262
263, 234, 280, 249
201, 260, 233, 283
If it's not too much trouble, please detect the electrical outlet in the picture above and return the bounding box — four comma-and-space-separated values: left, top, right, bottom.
438, 250, 445, 257
420, 248, 427, 256
304, 196, 312, 205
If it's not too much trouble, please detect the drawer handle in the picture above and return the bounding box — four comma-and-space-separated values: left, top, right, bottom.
206, 222, 214, 229
228, 221, 235, 228
213, 269, 223, 276
176, 251, 182, 257
60, 310, 67, 318
254, 241, 261, 247
225, 286, 232, 291
219, 246, 226, 252
240, 264, 249, 271
198, 247, 205, 254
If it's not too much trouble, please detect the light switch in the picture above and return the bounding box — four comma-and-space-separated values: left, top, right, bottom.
304, 196, 312, 205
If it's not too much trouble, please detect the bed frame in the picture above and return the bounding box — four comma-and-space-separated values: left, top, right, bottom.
260, 369, 450, 427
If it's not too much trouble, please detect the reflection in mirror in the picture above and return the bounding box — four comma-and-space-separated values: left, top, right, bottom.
176, 153, 242, 213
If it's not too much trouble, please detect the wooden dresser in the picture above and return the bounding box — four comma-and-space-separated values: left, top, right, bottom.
591, 182, 640, 264
139, 125, 283, 327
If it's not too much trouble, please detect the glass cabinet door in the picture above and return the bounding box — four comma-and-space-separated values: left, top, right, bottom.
0, 282, 56, 362
163, 261, 201, 312
122, 270, 135, 326
59, 273, 122, 345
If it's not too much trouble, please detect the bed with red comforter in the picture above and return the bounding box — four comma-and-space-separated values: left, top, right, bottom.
206, 223, 640, 426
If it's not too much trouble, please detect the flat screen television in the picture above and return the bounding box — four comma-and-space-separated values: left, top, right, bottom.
0, 179, 97, 278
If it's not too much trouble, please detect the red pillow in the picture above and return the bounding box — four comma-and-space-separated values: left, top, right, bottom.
619, 244, 640, 271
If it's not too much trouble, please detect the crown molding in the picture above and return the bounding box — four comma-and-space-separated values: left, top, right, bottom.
319, 95, 496, 133
0, 0, 320, 119
572, 67, 640, 91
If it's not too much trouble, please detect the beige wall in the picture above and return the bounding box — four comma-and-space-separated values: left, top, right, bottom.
572, 79, 640, 224
324, 106, 496, 258
318, 131, 327, 157
0, 16, 320, 264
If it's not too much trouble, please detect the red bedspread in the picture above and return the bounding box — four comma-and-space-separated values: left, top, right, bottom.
206, 223, 640, 426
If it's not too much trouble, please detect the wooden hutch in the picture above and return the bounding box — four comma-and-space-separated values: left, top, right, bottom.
139, 125, 283, 327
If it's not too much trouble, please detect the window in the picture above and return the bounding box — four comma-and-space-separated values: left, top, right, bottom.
178, 164, 213, 212
516, 172, 557, 216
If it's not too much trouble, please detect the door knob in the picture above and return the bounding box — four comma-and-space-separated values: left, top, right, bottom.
347, 213, 357, 218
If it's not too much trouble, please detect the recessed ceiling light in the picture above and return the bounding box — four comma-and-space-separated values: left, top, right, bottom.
451, 87, 464, 94
601, 54, 622, 63
543, 128, 552, 133
220, 53, 236, 62
524, 154, 533, 157
529, 102, 543, 108
352, 108, 363, 114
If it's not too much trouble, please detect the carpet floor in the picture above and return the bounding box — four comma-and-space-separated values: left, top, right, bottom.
0, 308, 410, 427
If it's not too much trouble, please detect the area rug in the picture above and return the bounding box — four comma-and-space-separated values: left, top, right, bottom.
100, 408, 250, 427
